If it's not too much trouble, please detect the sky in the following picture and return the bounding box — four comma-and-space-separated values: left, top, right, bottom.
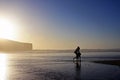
0, 0, 120, 49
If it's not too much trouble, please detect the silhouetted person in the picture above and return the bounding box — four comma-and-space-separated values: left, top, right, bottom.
74, 46, 81, 60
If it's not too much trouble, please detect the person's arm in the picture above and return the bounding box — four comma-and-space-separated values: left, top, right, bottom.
74, 48, 77, 53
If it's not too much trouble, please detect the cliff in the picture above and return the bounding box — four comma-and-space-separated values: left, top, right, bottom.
0, 38, 32, 51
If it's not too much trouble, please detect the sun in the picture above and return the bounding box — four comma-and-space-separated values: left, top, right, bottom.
0, 17, 16, 40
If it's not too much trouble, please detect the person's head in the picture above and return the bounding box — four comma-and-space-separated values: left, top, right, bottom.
77, 46, 80, 50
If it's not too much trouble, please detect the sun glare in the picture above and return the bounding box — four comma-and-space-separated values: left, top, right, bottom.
0, 54, 7, 80
0, 17, 16, 40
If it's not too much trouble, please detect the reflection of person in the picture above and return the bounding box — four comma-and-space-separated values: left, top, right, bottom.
74, 46, 81, 59
75, 61, 81, 80
76, 61, 81, 70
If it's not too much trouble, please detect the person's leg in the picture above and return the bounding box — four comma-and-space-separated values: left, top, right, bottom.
79, 55, 81, 61
73, 56, 76, 60
76, 54, 79, 59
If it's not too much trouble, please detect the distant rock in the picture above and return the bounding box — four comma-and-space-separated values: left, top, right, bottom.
0, 38, 32, 51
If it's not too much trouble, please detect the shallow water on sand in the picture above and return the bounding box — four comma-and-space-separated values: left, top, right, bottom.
0, 52, 120, 80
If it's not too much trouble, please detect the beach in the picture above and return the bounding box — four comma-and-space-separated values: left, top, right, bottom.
0, 51, 120, 80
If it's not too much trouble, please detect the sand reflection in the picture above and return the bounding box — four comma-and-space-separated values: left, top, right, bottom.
0, 54, 7, 80
73, 61, 81, 80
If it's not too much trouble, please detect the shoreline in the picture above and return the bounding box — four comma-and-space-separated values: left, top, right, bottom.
1, 50, 120, 54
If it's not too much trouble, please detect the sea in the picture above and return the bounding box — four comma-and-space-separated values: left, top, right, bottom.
0, 51, 120, 80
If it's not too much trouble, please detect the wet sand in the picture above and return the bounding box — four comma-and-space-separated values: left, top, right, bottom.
1, 52, 120, 80
8, 59, 120, 80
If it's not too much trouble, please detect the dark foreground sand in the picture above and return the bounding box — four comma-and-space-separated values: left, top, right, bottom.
92, 60, 120, 66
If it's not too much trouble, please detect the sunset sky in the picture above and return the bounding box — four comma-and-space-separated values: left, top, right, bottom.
0, 0, 120, 49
